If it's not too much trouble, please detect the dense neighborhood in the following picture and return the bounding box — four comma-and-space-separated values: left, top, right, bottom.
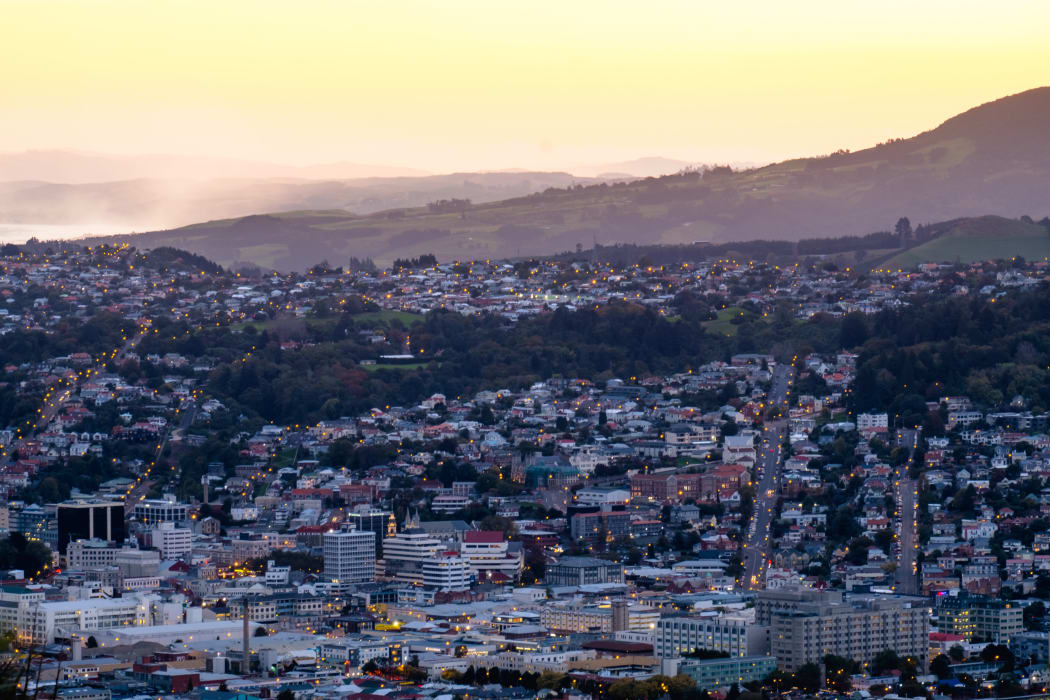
1, 242, 1050, 700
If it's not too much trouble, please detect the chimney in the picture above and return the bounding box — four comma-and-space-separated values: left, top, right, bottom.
611, 600, 628, 632
242, 595, 250, 675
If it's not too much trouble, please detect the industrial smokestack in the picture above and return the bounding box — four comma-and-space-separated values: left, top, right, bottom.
242, 595, 250, 675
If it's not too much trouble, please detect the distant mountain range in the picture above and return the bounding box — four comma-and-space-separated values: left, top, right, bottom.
0, 150, 430, 183
0, 152, 726, 232
59, 87, 1050, 269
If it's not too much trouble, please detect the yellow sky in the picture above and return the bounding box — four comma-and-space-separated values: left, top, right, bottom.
2, 0, 1049, 172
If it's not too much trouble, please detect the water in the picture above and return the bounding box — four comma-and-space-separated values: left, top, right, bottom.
0, 223, 152, 245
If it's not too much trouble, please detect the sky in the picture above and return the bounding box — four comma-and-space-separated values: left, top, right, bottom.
3, 0, 1049, 173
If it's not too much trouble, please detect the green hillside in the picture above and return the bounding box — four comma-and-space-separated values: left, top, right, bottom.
80, 87, 1050, 270
880, 216, 1050, 269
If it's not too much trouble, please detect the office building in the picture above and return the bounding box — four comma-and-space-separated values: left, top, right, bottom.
324, 529, 376, 584
655, 614, 769, 658
421, 553, 472, 591
676, 655, 778, 690
152, 522, 192, 560
56, 501, 125, 555
546, 557, 624, 586
132, 498, 188, 525
381, 528, 440, 584
346, 509, 396, 556
460, 530, 522, 581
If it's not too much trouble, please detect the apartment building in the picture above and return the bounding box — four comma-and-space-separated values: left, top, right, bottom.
936, 593, 1023, 643
764, 589, 930, 672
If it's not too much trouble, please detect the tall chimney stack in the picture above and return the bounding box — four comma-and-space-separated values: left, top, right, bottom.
242, 595, 250, 675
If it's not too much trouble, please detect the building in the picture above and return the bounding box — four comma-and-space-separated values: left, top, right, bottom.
8, 591, 155, 645
381, 528, 440, 585
460, 530, 522, 581
345, 509, 396, 556
575, 488, 631, 507
856, 413, 889, 430
763, 589, 930, 672
541, 603, 658, 634
152, 522, 192, 560
546, 557, 625, 586
323, 529, 376, 585
676, 655, 778, 690
132, 498, 188, 525
15, 504, 55, 549
655, 614, 768, 658
56, 501, 125, 555
421, 553, 472, 591
936, 593, 1023, 644
66, 539, 121, 569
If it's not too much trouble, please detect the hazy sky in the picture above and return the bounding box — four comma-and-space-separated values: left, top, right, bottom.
3, 0, 1049, 172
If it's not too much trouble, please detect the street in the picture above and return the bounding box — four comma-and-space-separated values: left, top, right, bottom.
739, 361, 794, 591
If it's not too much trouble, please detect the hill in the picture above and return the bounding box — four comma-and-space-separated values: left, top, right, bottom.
77, 88, 1050, 269
0, 171, 610, 231
880, 216, 1050, 269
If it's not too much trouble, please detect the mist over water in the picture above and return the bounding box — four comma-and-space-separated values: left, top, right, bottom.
0, 223, 147, 245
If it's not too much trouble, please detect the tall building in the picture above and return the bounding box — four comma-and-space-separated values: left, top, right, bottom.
56, 501, 125, 555
324, 529, 376, 584
761, 589, 930, 672
382, 528, 440, 585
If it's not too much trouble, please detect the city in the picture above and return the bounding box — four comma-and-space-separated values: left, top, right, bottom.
0, 241, 1048, 699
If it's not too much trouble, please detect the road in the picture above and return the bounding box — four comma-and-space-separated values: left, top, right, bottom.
123, 395, 197, 517
739, 361, 795, 591
893, 428, 921, 595
894, 475, 919, 594
1, 322, 148, 464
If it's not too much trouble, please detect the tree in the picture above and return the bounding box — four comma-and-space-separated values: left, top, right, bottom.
871, 649, 901, 676
948, 644, 965, 662
795, 663, 821, 693
86, 635, 98, 648
895, 217, 913, 242
277, 690, 295, 700
254, 626, 269, 637
823, 654, 857, 692
930, 654, 952, 680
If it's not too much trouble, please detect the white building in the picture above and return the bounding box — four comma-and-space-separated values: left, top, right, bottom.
324, 529, 376, 584
421, 553, 472, 591
574, 487, 630, 507
382, 528, 440, 584
460, 530, 522, 581
856, 413, 889, 430
133, 498, 188, 525
152, 522, 192, 559
66, 539, 121, 569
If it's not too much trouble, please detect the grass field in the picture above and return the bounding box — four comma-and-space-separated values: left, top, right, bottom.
352, 310, 423, 326
880, 217, 1050, 269
703, 306, 750, 336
